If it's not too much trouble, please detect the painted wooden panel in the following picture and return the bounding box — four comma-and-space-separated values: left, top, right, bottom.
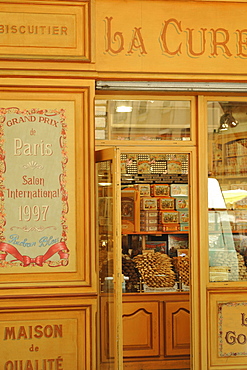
165, 301, 190, 356
209, 290, 247, 367
0, 1, 91, 61
123, 301, 159, 357
0, 296, 97, 370
101, 299, 159, 360
0, 80, 95, 292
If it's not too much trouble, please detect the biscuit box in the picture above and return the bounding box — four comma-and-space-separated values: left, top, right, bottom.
151, 184, 170, 197
140, 211, 158, 220
180, 223, 189, 231
167, 160, 182, 174
158, 197, 175, 210
138, 160, 151, 174
140, 225, 158, 232
170, 184, 188, 196
140, 218, 158, 226
176, 197, 189, 210
158, 224, 180, 232
179, 211, 189, 223
145, 241, 167, 254
135, 184, 150, 196
141, 197, 158, 210
159, 211, 179, 224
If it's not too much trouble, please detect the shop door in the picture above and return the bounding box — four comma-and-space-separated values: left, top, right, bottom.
96, 147, 123, 370
119, 149, 191, 370
96, 146, 192, 370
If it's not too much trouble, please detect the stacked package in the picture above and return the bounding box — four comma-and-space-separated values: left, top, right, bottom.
136, 183, 189, 232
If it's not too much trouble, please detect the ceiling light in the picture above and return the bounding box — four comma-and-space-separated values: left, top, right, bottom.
219, 112, 238, 132
116, 106, 132, 113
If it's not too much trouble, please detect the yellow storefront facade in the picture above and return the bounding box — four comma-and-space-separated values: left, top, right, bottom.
1, 1, 247, 369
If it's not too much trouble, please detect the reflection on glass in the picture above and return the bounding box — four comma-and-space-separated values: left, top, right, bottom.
97, 161, 114, 292
96, 160, 115, 367
95, 100, 191, 141
208, 101, 247, 282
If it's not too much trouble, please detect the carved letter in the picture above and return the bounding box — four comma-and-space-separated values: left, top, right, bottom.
160, 18, 182, 55
236, 29, 247, 57
127, 27, 147, 54
186, 28, 207, 56
105, 17, 124, 54
211, 28, 232, 57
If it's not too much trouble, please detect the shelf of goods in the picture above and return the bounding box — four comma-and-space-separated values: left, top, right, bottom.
120, 153, 190, 294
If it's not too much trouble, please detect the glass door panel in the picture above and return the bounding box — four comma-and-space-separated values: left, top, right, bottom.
120, 151, 191, 368
120, 152, 190, 293
96, 149, 191, 369
96, 148, 122, 370
207, 100, 247, 282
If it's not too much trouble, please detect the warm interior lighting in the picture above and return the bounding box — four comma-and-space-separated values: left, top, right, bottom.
116, 106, 133, 113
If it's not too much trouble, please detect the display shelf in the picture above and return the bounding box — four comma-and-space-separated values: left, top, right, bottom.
122, 231, 189, 235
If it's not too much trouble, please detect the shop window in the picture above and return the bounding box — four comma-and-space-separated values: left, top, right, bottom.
95, 99, 191, 141
208, 100, 247, 282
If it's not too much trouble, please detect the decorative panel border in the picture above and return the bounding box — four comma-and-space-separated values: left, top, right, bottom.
0, 80, 95, 291
0, 1, 91, 61
209, 290, 247, 367
0, 296, 96, 370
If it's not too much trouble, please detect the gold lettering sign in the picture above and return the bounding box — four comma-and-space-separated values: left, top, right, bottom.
0, 2, 90, 60
218, 301, 247, 357
0, 318, 77, 368
96, 0, 247, 75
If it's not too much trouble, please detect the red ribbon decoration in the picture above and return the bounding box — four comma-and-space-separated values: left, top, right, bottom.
0, 242, 69, 267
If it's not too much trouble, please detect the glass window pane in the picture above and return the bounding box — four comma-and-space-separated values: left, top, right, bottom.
95, 99, 191, 141
121, 152, 190, 292
208, 101, 247, 282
